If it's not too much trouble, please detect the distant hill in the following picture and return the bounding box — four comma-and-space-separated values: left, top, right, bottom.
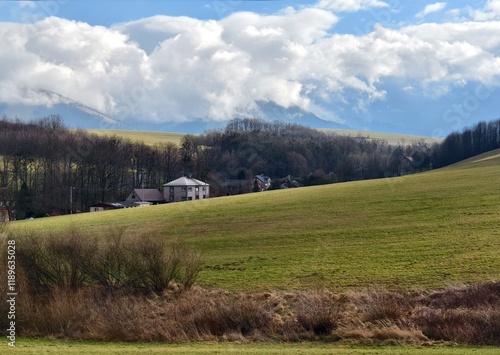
11, 148, 500, 292
84, 127, 441, 148
86, 129, 186, 146
1, 100, 350, 134
324, 129, 444, 146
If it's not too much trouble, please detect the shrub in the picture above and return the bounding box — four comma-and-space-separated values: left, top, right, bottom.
11, 228, 204, 295
294, 291, 342, 336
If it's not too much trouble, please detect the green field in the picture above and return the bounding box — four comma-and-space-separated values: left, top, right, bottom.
5, 339, 498, 354
86, 129, 186, 146
9, 149, 500, 292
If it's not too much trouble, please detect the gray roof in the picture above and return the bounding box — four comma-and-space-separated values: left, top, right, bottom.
163, 176, 209, 187
132, 189, 164, 202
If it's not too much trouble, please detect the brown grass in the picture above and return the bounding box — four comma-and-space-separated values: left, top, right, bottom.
1, 281, 499, 345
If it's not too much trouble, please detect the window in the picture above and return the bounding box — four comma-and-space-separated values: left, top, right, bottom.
170, 187, 174, 192
203, 195, 206, 198
188, 197, 193, 201
181, 187, 186, 191
188, 187, 193, 191
195, 196, 199, 200
195, 187, 199, 192
170, 195, 174, 201
181, 197, 187, 201
202, 187, 206, 191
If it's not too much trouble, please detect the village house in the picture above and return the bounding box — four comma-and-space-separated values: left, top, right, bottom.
253, 174, 272, 192
125, 188, 165, 204
89, 177, 210, 212
162, 176, 209, 202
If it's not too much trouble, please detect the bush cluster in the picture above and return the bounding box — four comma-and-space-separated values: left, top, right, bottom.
10, 228, 203, 295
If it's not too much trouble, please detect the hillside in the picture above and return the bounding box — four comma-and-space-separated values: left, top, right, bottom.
9, 149, 500, 292
85, 128, 441, 147
86, 129, 186, 146
323, 129, 444, 146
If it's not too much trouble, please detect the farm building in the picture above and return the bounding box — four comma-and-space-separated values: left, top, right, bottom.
253, 174, 272, 192
89, 201, 152, 212
125, 188, 165, 204
162, 176, 209, 202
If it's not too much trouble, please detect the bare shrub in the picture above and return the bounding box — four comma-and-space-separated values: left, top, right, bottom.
177, 247, 204, 290
15, 230, 101, 293
124, 234, 183, 294
414, 306, 500, 345
11, 228, 204, 296
355, 288, 413, 323
294, 291, 342, 337
78, 227, 128, 292
422, 282, 500, 309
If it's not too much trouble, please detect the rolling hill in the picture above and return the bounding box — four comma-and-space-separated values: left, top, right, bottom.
8, 149, 500, 292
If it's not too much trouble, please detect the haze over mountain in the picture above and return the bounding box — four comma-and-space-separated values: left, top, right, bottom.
1, 1, 500, 136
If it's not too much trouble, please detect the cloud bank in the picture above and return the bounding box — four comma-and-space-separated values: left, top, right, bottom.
1, 3, 500, 125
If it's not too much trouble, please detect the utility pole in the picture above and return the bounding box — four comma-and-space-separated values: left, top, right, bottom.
70, 187, 75, 214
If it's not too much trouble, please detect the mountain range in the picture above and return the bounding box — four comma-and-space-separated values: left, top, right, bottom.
0, 96, 350, 134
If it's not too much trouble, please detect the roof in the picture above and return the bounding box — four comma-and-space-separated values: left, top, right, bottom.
132, 189, 164, 202
90, 201, 152, 209
163, 176, 209, 187
89, 202, 124, 209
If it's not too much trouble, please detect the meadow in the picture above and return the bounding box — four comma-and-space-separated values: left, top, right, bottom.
9, 149, 500, 292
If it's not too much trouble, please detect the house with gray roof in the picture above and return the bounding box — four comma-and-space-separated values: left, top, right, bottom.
125, 188, 165, 204
162, 176, 209, 202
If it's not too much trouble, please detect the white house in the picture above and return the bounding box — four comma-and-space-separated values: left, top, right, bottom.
162, 177, 209, 202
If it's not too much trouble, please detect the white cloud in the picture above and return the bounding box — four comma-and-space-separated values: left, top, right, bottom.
471, 0, 500, 21
317, 0, 388, 13
416, 2, 447, 18
1, 7, 500, 125
18, 1, 37, 9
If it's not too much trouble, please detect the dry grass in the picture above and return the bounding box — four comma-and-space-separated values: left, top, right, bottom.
2, 276, 500, 345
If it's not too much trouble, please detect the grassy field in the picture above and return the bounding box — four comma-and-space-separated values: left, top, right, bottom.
323, 129, 444, 145
8, 149, 500, 292
86, 129, 186, 146
6, 339, 499, 354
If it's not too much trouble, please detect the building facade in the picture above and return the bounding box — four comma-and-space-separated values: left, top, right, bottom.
162, 177, 210, 202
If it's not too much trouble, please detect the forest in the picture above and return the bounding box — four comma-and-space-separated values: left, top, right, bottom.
0, 115, 499, 219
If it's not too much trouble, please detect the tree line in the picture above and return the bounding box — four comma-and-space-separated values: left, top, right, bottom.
1, 115, 499, 218
0, 116, 183, 218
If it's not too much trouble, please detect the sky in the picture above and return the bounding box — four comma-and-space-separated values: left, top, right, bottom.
1, 0, 500, 136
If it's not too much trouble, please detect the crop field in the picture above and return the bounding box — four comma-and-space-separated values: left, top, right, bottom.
86, 129, 186, 146
9, 149, 500, 292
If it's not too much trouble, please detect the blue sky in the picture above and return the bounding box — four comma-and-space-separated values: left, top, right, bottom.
1, 1, 500, 135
